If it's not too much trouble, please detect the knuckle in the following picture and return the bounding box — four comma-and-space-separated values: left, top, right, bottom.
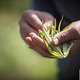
43, 12, 53, 18
58, 31, 68, 43
58, 33, 64, 42
47, 14, 54, 20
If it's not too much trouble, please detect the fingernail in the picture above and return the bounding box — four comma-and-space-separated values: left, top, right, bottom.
29, 32, 37, 38
26, 39, 30, 45
53, 38, 59, 45
25, 37, 31, 45
25, 37, 33, 48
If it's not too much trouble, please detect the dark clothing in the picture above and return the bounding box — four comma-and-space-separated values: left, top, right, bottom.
32, 0, 80, 29
32, 0, 80, 80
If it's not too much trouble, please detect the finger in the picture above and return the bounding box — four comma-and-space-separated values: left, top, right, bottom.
25, 36, 31, 44
29, 32, 46, 49
22, 10, 42, 30
19, 19, 37, 40
25, 36, 34, 48
34, 45, 51, 57
31, 42, 52, 57
22, 10, 54, 30
26, 34, 55, 58
26, 36, 51, 57
52, 27, 80, 45
36, 11, 54, 29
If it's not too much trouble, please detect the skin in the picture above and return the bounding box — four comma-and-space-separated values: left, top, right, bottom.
52, 21, 80, 56
19, 10, 80, 58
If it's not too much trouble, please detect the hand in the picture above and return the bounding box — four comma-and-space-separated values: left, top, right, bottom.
52, 21, 80, 56
19, 10, 54, 57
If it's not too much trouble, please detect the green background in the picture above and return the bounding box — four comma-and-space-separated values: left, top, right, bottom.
0, 0, 58, 80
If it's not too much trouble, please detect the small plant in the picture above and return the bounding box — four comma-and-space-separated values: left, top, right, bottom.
38, 16, 72, 58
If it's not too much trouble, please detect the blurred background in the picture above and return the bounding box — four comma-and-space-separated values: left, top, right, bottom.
0, 0, 58, 80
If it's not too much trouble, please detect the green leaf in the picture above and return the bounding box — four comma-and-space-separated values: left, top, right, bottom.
58, 16, 63, 32
50, 51, 64, 59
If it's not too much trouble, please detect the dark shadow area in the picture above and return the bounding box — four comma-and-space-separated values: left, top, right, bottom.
58, 53, 80, 80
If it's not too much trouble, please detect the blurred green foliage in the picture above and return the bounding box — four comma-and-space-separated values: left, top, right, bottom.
0, 0, 31, 13
0, 0, 58, 80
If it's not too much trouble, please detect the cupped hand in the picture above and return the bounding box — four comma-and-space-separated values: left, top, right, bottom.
19, 10, 54, 57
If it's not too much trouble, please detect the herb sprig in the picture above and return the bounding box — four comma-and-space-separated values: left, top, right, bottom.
38, 17, 72, 58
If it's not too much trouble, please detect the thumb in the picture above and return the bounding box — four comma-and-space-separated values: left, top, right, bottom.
52, 27, 79, 45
